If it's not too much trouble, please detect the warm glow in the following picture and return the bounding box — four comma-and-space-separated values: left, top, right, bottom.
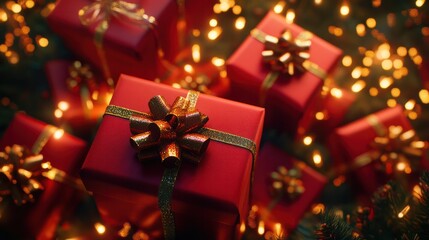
340, 3, 350, 16
351, 66, 362, 79
184, 64, 194, 74
53, 129, 65, 139
208, 27, 222, 40
413, 55, 423, 65
331, 88, 343, 98
314, 0, 322, 5
94, 222, 106, 235
274, 223, 282, 236
11, 3, 22, 13
328, 26, 343, 36
391, 88, 401, 97
372, 0, 382, 7
419, 89, 429, 104
313, 150, 323, 167
333, 175, 346, 187
376, 43, 391, 60
209, 18, 218, 27
379, 76, 393, 89
413, 185, 422, 199
342, 55, 352, 67
85, 99, 94, 110
356, 24, 366, 36
397, 47, 407, 57
285, 9, 295, 23
387, 99, 397, 107
303, 136, 313, 145
369, 87, 379, 96
405, 99, 416, 110
416, 0, 425, 7
192, 44, 200, 63
393, 59, 403, 69
381, 59, 393, 70
41, 162, 52, 170
0, 9, 7, 22
351, 80, 366, 93
366, 18, 376, 28
235, 16, 246, 30
396, 162, 406, 171
408, 47, 418, 57
408, 111, 418, 120
312, 203, 325, 214
273, 1, 286, 14
240, 222, 246, 233
58, 101, 69, 111
315, 111, 325, 120
398, 205, 410, 218
232, 5, 242, 15
361, 67, 370, 77
25, 0, 35, 8
211, 57, 225, 67
393, 70, 403, 79
257, 221, 265, 235
54, 109, 63, 118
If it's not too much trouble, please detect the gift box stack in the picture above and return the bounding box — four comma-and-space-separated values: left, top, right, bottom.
1, 0, 429, 239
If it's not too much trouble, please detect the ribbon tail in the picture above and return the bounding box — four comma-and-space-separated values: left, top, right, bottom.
158, 164, 181, 240
259, 71, 279, 106
80, 85, 94, 119
302, 60, 327, 80
94, 20, 115, 87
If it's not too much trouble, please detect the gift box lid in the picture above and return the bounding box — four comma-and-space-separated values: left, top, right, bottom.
227, 11, 342, 112
81, 75, 265, 225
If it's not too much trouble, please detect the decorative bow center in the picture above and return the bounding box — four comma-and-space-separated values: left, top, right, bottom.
79, 0, 156, 27
370, 125, 428, 175
0, 145, 48, 205
67, 61, 98, 94
270, 165, 305, 200
129, 91, 210, 167
262, 30, 312, 76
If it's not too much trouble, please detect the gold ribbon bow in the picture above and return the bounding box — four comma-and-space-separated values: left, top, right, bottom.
67, 61, 98, 95
129, 91, 210, 167
0, 145, 47, 205
251, 28, 327, 105
270, 165, 305, 201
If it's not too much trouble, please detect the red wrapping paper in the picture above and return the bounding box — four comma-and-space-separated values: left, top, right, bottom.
328, 106, 427, 195
252, 144, 327, 231
47, 0, 179, 81
226, 11, 342, 134
81, 75, 265, 239
46, 60, 108, 136
183, 0, 216, 32
0, 113, 87, 239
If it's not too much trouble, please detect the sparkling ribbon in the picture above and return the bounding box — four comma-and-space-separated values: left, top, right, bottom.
270, 165, 305, 201
251, 28, 327, 105
0, 125, 86, 206
104, 91, 257, 240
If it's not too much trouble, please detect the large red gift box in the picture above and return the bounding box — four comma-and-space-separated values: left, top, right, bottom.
81, 75, 265, 239
328, 106, 428, 195
47, 0, 179, 81
46, 60, 109, 136
251, 144, 327, 232
0, 113, 87, 239
226, 11, 342, 134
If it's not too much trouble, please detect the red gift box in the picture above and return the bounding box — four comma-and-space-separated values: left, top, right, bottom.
47, 0, 179, 81
81, 75, 265, 239
251, 144, 327, 232
183, 0, 216, 32
46, 60, 110, 136
328, 106, 427, 195
226, 11, 342, 134
0, 113, 87, 239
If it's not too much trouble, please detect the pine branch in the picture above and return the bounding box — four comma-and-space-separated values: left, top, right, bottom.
314, 211, 363, 240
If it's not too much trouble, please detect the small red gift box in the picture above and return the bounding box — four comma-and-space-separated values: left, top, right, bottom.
182, 0, 216, 32
0, 113, 87, 239
81, 75, 264, 239
328, 106, 428, 195
226, 11, 342, 134
46, 60, 110, 136
47, 0, 179, 81
251, 144, 327, 232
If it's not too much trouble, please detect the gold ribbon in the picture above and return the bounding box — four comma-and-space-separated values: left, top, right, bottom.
270, 165, 305, 201
251, 28, 327, 106
104, 91, 257, 239
78, 0, 157, 86
0, 125, 86, 206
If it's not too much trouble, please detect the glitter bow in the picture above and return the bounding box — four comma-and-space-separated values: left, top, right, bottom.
270, 166, 305, 201
67, 61, 98, 95
370, 125, 427, 175
129, 91, 210, 167
0, 145, 47, 205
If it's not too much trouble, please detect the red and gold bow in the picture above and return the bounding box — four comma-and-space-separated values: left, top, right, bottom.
0, 145, 48, 205
67, 61, 98, 95
129, 91, 210, 167
369, 125, 427, 175
270, 165, 305, 201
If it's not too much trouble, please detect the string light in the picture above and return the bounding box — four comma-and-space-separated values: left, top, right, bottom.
313, 150, 323, 167
192, 44, 200, 63
285, 9, 295, 23
303, 136, 313, 145
330, 88, 343, 98
273, 1, 286, 14
342, 55, 352, 67
208, 27, 222, 40
366, 18, 376, 28
351, 80, 366, 93
57, 101, 70, 111
211, 57, 225, 67
315, 111, 326, 120
53, 129, 65, 139
391, 88, 401, 97
387, 99, 397, 107
209, 19, 218, 27
356, 24, 366, 36
369, 87, 379, 96
340, 2, 350, 16
258, 221, 265, 235
314, 0, 323, 5
419, 89, 429, 104
235, 16, 246, 30
54, 109, 63, 119
379, 76, 393, 89
416, 0, 425, 7
94, 222, 106, 235
312, 203, 325, 214
398, 205, 410, 218
405, 99, 416, 110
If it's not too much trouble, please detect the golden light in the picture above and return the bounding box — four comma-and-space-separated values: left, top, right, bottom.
274, 223, 282, 236
401, 67, 409, 76
376, 43, 391, 60
54, 109, 63, 118
211, 57, 225, 67
303, 136, 313, 145
26, 44, 35, 53
363, 56, 373, 67
361, 67, 370, 77
315, 111, 325, 120
312, 203, 325, 214
396, 162, 406, 171
413, 55, 423, 65
9, 53, 19, 64
314, 0, 322, 5
413, 185, 422, 199
419, 89, 429, 104
240, 222, 246, 233
372, 0, 381, 7
208, 27, 222, 40
53, 129, 65, 140
365, 50, 375, 57
213, 3, 221, 13
41, 162, 52, 170
25, 0, 35, 8
381, 59, 393, 70
342, 55, 352, 67
340, 2, 350, 16
85, 99, 94, 110
22, 26, 30, 35
209, 19, 218, 27
184, 64, 194, 74
333, 175, 346, 187
391, 88, 401, 97
408, 111, 418, 120
356, 24, 366, 36
105, 92, 113, 104
192, 44, 200, 63
422, 27, 429, 36
405, 99, 416, 110
313, 150, 323, 167
273, 1, 286, 14
397, 46, 407, 57
408, 47, 418, 57
285, 9, 295, 24
416, 0, 425, 7
192, 29, 200, 37
257, 221, 265, 235
393, 59, 403, 69
330, 88, 343, 98
379, 76, 393, 89
94, 222, 106, 235
220, 70, 227, 78
219, 1, 230, 12
328, 26, 343, 37
351, 80, 366, 93
387, 99, 397, 107
38, 37, 49, 47
366, 18, 376, 28
393, 70, 403, 79
57, 101, 70, 111
351, 66, 362, 79
1, 44, 9, 52
0, 9, 7, 22
398, 205, 410, 218
11, 3, 22, 13
232, 5, 242, 15
369, 87, 379, 96
235, 16, 246, 30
